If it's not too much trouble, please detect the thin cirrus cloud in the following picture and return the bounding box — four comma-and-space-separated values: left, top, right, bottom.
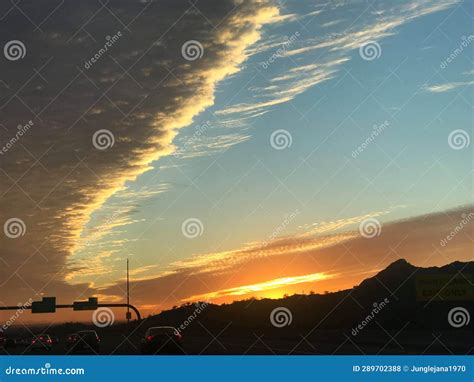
216, 0, 460, 121
173, 132, 252, 159
423, 80, 474, 93
0, 0, 279, 306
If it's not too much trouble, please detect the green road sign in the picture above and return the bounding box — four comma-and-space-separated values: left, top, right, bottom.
73, 297, 98, 311
31, 297, 56, 313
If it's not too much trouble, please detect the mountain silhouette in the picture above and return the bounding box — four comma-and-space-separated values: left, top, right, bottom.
138, 258, 473, 333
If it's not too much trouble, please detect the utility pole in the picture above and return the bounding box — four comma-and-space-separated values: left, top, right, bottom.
126, 258, 130, 324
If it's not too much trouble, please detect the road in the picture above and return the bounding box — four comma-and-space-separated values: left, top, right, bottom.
1, 329, 472, 355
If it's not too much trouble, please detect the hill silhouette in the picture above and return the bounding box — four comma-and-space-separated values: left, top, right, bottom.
143, 258, 473, 332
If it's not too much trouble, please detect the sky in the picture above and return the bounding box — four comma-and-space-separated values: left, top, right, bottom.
0, 0, 472, 323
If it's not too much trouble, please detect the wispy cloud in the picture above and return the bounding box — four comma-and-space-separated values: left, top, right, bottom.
217, 0, 460, 120
174, 132, 252, 159
299, 209, 393, 236
169, 232, 355, 275
423, 80, 474, 93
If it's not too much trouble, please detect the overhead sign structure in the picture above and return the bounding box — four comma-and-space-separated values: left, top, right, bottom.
1, 297, 141, 321
31, 297, 56, 314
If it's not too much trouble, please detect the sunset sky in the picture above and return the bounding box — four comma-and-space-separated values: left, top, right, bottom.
0, 0, 472, 323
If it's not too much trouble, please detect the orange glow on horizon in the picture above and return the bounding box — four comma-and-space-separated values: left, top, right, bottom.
182, 272, 336, 302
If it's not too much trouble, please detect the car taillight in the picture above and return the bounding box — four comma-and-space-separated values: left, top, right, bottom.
175, 333, 182, 340
146, 335, 154, 341
47, 339, 52, 344
32, 339, 36, 344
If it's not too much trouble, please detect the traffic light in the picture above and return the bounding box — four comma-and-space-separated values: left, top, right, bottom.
31, 297, 56, 313
73, 297, 98, 311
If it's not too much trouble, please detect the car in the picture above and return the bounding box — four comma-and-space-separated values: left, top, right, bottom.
67, 330, 100, 354
66, 333, 78, 347
141, 326, 183, 355
31, 334, 52, 351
